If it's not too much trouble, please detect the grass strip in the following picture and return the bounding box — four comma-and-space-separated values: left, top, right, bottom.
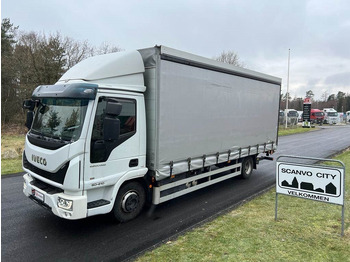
137, 150, 350, 262
278, 125, 318, 136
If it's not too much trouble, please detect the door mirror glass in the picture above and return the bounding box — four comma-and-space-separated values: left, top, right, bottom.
23, 99, 36, 111
106, 100, 122, 116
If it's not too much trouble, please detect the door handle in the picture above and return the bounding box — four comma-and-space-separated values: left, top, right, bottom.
129, 159, 138, 167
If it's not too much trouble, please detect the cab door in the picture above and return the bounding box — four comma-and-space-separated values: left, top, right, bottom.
84, 93, 145, 203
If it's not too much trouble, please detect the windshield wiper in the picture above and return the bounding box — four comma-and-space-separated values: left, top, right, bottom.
30, 129, 46, 140
63, 125, 80, 131
48, 134, 68, 143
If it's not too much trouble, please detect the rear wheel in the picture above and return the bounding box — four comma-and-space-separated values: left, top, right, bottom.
241, 157, 253, 179
113, 181, 145, 222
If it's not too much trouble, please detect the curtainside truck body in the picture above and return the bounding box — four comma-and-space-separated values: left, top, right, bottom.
22, 46, 281, 221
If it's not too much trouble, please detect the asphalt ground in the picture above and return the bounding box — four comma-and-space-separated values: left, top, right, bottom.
2, 125, 350, 261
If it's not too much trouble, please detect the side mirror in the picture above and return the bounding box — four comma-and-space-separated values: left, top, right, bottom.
103, 117, 120, 141
25, 111, 34, 129
23, 99, 36, 111
106, 100, 122, 116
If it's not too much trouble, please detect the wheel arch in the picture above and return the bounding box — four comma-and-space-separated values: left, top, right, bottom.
238, 154, 258, 169
108, 168, 149, 211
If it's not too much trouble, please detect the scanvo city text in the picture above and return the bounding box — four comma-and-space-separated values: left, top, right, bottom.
281, 168, 336, 179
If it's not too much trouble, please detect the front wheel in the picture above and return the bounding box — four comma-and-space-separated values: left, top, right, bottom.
241, 157, 253, 179
113, 181, 146, 222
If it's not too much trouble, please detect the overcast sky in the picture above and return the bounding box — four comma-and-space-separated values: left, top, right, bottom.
2, 0, 350, 100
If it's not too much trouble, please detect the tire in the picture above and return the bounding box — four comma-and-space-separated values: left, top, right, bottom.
113, 181, 146, 222
241, 157, 253, 179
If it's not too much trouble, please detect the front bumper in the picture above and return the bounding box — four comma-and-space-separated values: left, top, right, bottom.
329, 118, 338, 124
23, 173, 87, 220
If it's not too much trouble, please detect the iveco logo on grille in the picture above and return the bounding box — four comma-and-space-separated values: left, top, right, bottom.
32, 154, 47, 166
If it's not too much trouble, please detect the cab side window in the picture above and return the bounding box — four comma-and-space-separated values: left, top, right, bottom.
118, 100, 136, 135
91, 97, 136, 163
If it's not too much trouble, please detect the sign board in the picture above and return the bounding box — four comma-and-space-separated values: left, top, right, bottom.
302, 98, 311, 122
303, 97, 311, 104
302, 97, 311, 127
275, 155, 346, 236
276, 162, 344, 205
302, 104, 311, 122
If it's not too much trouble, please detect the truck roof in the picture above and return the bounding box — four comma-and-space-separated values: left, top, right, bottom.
140, 46, 282, 85
57, 45, 281, 90
323, 108, 337, 112
57, 50, 146, 91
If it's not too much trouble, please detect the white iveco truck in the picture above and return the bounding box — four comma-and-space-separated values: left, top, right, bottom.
22, 46, 281, 221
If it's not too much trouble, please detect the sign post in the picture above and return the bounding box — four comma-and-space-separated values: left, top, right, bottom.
302, 97, 311, 128
276, 155, 346, 236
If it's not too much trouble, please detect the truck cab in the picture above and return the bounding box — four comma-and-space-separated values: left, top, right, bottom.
323, 108, 338, 124
23, 51, 148, 220
309, 109, 324, 124
284, 109, 298, 126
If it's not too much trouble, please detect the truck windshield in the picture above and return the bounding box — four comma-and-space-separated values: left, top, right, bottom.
31, 98, 89, 142
328, 112, 338, 116
314, 112, 324, 117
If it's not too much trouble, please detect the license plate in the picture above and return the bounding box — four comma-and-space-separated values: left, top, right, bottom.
33, 190, 44, 202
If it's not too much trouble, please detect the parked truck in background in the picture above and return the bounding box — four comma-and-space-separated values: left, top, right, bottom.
22, 46, 281, 222
309, 109, 324, 124
279, 110, 285, 125
323, 108, 338, 124
346, 111, 350, 123
284, 109, 298, 126
297, 111, 303, 122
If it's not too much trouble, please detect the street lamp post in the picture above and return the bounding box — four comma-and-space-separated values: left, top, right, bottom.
285, 49, 290, 129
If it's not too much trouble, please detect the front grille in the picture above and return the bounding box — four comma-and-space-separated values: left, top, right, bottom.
23, 152, 69, 184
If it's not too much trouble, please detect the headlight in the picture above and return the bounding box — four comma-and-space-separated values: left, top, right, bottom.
57, 197, 73, 211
